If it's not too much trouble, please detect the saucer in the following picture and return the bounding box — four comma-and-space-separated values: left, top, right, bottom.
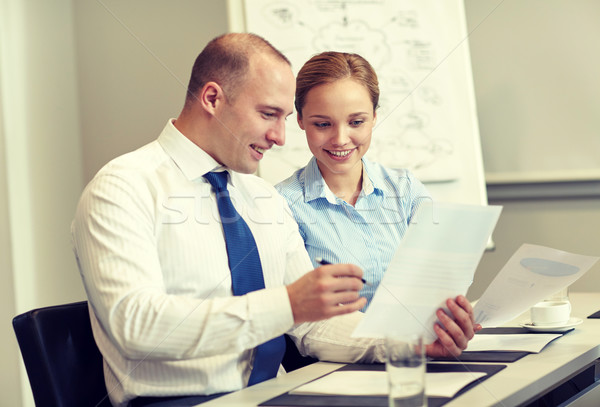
520, 317, 583, 332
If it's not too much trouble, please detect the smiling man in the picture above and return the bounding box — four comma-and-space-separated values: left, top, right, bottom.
72, 33, 384, 407
174, 45, 294, 174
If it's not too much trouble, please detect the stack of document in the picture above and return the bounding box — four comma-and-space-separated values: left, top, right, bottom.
290, 370, 487, 398
465, 333, 562, 353
353, 202, 502, 341
351, 202, 599, 341
473, 244, 599, 327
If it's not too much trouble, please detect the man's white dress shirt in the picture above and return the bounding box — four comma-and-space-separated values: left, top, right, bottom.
72, 120, 384, 406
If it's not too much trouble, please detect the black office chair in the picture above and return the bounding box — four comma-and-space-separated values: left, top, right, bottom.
12, 301, 112, 407
281, 334, 318, 372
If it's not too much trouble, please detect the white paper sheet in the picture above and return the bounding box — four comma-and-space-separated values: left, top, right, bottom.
473, 244, 599, 327
353, 202, 502, 341
466, 333, 562, 353
289, 370, 487, 398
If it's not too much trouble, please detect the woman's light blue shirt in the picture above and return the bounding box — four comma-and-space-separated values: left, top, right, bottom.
275, 157, 430, 310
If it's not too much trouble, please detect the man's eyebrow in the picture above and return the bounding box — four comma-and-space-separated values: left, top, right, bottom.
258, 105, 284, 113
259, 105, 294, 117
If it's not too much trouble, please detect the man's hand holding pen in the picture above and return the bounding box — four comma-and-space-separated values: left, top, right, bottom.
286, 260, 367, 323
315, 258, 372, 286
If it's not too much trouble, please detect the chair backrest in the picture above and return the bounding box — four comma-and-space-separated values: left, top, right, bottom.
12, 301, 112, 407
282, 334, 317, 372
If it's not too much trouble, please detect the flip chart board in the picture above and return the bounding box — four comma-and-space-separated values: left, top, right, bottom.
231, 0, 488, 206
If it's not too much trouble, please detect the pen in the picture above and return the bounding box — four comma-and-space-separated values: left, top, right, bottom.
315, 257, 371, 286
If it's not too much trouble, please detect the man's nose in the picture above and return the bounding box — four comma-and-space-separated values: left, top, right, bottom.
266, 120, 286, 146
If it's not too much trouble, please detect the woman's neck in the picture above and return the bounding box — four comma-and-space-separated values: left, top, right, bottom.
318, 160, 364, 206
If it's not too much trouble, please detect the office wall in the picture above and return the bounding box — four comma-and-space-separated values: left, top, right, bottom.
465, 0, 600, 182
1, 0, 87, 405
0, 84, 21, 407
2, 1, 229, 406
74, 0, 229, 183
467, 197, 600, 300
464, 0, 600, 299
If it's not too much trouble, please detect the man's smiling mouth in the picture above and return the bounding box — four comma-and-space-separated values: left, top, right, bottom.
251, 144, 265, 154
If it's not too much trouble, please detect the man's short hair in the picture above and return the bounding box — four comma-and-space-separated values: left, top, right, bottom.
184, 33, 290, 109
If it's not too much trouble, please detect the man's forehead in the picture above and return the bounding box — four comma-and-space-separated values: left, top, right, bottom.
244, 54, 295, 111
249, 52, 292, 76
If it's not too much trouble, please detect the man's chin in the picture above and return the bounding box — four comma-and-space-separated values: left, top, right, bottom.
229, 162, 260, 175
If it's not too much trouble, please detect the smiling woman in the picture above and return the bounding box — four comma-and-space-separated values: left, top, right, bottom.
276, 51, 432, 309
275, 53, 480, 359
298, 77, 375, 204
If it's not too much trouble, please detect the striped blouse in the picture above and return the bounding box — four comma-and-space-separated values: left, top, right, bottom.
276, 157, 431, 309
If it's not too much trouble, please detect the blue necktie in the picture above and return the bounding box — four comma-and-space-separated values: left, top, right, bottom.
204, 171, 286, 386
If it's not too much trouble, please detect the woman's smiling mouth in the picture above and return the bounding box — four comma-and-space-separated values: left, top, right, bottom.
325, 148, 354, 158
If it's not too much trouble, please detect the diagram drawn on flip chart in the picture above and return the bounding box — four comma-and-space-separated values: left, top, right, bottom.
240, 0, 488, 206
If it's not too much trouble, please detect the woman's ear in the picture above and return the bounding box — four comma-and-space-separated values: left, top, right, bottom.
199, 82, 224, 115
373, 110, 377, 126
297, 112, 305, 130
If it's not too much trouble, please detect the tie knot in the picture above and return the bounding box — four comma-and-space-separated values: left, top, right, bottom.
204, 171, 228, 192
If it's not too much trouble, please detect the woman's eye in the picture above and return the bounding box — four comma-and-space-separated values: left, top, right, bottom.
314, 122, 330, 128
350, 120, 364, 126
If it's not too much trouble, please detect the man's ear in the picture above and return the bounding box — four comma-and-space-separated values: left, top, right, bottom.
199, 81, 224, 115
297, 112, 305, 130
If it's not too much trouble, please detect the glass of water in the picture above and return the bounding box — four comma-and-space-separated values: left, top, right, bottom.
385, 334, 427, 407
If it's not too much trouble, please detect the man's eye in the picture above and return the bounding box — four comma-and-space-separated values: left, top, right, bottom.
262, 112, 276, 119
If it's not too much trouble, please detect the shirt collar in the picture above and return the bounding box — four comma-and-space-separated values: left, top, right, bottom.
158, 119, 232, 184
301, 156, 380, 204
361, 158, 378, 195
302, 157, 331, 202
361, 159, 376, 195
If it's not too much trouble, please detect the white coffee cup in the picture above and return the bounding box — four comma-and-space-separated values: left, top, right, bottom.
530, 301, 571, 326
